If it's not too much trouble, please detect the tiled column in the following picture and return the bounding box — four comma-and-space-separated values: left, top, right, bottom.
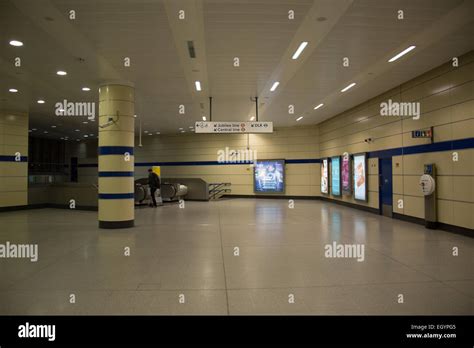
98, 83, 135, 229
0, 110, 28, 209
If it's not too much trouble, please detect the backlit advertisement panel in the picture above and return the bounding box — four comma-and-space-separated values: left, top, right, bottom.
342, 152, 351, 195
331, 156, 341, 196
321, 158, 329, 194
353, 153, 367, 201
254, 159, 285, 193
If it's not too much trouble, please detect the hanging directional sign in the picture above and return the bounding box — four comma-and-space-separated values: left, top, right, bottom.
194, 121, 273, 133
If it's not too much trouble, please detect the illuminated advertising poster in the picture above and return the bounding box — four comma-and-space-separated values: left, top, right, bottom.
320, 158, 329, 194
331, 156, 341, 196
353, 153, 367, 201
254, 160, 285, 193
341, 152, 351, 195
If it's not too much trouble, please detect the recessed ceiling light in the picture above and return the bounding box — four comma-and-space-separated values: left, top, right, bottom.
202, 116, 206, 121
9, 40, 23, 47
8, 88, 18, 93
51, 125, 56, 128
76, 139, 80, 142
250, 116, 255, 121
180, 130, 185, 133
60, 137, 64, 140
195, 81, 202, 91
134, 114, 137, 118
89, 133, 93, 136
81, 87, 90, 91
82, 121, 88, 124
56, 70, 67, 76
189, 126, 194, 129
75, 129, 80, 132
83, 135, 88, 137
178, 128, 183, 130
148, 133, 153, 136
341, 82, 356, 92
44, 131, 48, 134
32, 128, 37, 131
156, 132, 160, 134
296, 116, 303, 121
388, 45, 416, 63
292, 41, 308, 60
270, 82, 280, 92
28, 130, 32, 133
144, 130, 148, 133
314, 103, 324, 110
37, 100, 45, 104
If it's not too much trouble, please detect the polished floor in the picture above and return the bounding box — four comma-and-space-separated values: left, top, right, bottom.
0, 199, 472, 315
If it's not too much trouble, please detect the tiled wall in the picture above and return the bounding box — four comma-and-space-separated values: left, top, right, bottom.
134, 126, 320, 196
75, 51, 473, 230
77, 126, 321, 196
0, 110, 28, 207
318, 51, 473, 229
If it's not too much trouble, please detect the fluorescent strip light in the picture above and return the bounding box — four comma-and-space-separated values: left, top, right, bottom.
37, 100, 45, 104
270, 81, 280, 92
82, 87, 90, 91
341, 82, 356, 92
56, 71, 67, 76
314, 103, 323, 110
195, 81, 201, 91
388, 45, 416, 63
292, 41, 308, 60
9, 40, 23, 47
296, 116, 303, 121
9, 88, 18, 93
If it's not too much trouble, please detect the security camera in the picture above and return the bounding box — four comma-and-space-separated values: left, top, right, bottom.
99, 118, 115, 129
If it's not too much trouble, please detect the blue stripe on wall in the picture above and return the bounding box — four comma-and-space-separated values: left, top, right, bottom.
368, 138, 474, 159
78, 138, 474, 168
135, 160, 255, 167
98, 171, 134, 177
98, 193, 134, 199
285, 159, 321, 164
0, 155, 28, 162
98, 146, 134, 155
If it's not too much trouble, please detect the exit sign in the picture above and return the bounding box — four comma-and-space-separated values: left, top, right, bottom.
412, 128, 433, 139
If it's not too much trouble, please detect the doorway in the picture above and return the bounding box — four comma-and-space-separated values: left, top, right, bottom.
379, 158, 393, 217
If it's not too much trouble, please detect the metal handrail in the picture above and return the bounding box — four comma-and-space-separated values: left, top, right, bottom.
208, 183, 231, 200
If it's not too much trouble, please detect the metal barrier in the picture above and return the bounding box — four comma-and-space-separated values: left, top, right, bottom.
208, 183, 231, 200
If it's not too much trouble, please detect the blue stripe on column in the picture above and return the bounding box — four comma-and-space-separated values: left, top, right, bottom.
98, 146, 134, 155
0, 155, 28, 162
98, 193, 134, 199
99, 171, 134, 177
